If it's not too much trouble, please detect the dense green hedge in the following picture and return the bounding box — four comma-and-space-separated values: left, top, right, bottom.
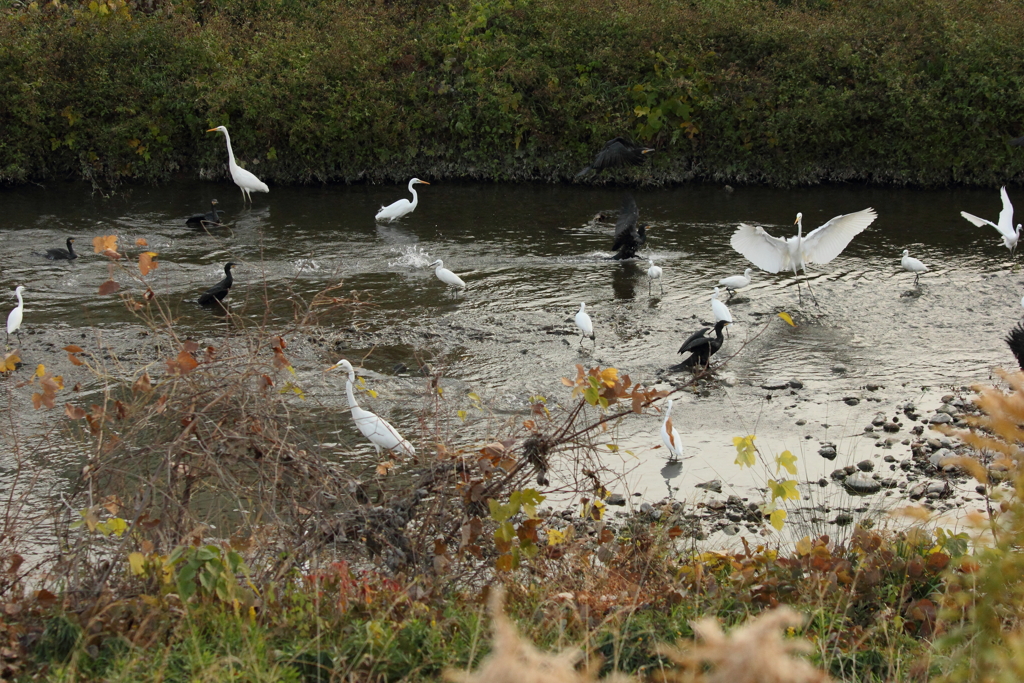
2, 0, 1024, 187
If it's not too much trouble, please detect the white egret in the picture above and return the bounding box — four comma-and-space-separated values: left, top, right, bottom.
6, 286, 25, 345
646, 259, 663, 295
576, 137, 655, 178
961, 186, 1021, 254
711, 287, 732, 323
610, 195, 653, 260
375, 178, 430, 222
717, 268, 752, 299
326, 359, 416, 458
575, 302, 595, 346
198, 262, 237, 306
36, 237, 77, 260
187, 199, 224, 227
207, 126, 269, 203
660, 398, 683, 462
730, 207, 877, 304
427, 259, 466, 293
671, 320, 729, 371
900, 249, 928, 286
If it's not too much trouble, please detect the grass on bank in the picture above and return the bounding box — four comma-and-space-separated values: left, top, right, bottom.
1, 0, 1024, 188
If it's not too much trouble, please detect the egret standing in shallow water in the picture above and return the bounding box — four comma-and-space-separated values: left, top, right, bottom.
376, 178, 430, 222
326, 359, 416, 458
961, 186, 1021, 255
711, 287, 733, 324
575, 137, 655, 178
207, 126, 269, 204
717, 268, 752, 299
660, 399, 683, 462
6, 286, 25, 346
730, 207, 877, 304
427, 259, 466, 294
646, 259, 663, 295
901, 249, 928, 286
575, 303, 595, 346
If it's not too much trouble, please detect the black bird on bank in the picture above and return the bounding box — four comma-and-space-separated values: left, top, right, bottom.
1007, 322, 1024, 369
575, 137, 655, 178
610, 195, 652, 260
37, 237, 78, 260
186, 199, 224, 228
670, 320, 729, 371
198, 262, 237, 306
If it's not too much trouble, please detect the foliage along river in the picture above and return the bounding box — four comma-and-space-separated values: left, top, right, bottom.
1, 180, 1021, 550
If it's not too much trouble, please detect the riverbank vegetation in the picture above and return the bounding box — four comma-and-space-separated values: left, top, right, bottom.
2, 0, 1024, 188
0, 251, 1023, 681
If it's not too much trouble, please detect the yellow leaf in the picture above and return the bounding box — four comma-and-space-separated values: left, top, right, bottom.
599, 367, 619, 387
776, 449, 798, 475
457, 410, 467, 422
778, 312, 796, 327
769, 509, 787, 530
128, 552, 146, 576
795, 535, 812, 556
768, 479, 800, 502
547, 528, 566, 546
367, 389, 378, 398
733, 435, 757, 468
606, 444, 619, 452
35, 364, 45, 378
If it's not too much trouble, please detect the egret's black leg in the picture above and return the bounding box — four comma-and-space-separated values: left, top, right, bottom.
804, 276, 820, 307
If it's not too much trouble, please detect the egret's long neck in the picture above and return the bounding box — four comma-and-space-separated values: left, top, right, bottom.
796, 216, 803, 238
222, 130, 237, 167
343, 372, 359, 410
408, 180, 418, 210
662, 405, 672, 426
15, 290, 23, 308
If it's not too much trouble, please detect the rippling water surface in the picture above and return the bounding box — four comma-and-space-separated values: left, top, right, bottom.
2, 180, 1022, 545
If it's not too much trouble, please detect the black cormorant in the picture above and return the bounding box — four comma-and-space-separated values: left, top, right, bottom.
575, 137, 655, 178
186, 199, 224, 227
671, 320, 729, 371
611, 195, 652, 261
1007, 322, 1024, 369
198, 262, 237, 306
38, 237, 77, 260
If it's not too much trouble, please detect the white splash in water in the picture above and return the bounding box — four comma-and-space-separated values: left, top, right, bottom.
293, 258, 321, 272
389, 245, 433, 268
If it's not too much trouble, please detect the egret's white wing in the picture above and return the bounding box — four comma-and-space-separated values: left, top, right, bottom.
960, 211, 997, 229
997, 186, 1016, 238
800, 207, 877, 265
231, 165, 269, 193
711, 299, 733, 323
730, 224, 789, 273
353, 409, 415, 456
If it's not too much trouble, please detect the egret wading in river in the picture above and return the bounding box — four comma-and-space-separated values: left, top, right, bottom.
671, 320, 729, 371
376, 178, 430, 222
660, 398, 683, 462
647, 259, 663, 295
901, 249, 928, 286
961, 186, 1021, 255
6, 286, 25, 346
37, 237, 77, 260
198, 262, 237, 306
207, 126, 269, 204
575, 302, 595, 347
576, 138, 655, 178
611, 195, 652, 260
326, 359, 415, 458
711, 287, 732, 324
718, 268, 752, 300
186, 199, 224, 228
730, 207, 878, 305
428, 259, 466, 294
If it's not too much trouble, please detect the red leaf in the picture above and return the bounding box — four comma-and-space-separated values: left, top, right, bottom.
98, 280, 121, 296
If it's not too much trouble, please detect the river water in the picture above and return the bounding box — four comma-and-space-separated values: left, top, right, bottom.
1, 180, 1021, 547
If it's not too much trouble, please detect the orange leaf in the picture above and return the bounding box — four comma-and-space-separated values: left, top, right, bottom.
98, 280, 121, 295
167, 350, 199, 375
135, 238, 148, 247
93, 235, 118, 254
65, 403, 87, 419
139, 252, 158, 276
31, 393, 43, 410
63, 345, 84, 353
132, 373, 152, 393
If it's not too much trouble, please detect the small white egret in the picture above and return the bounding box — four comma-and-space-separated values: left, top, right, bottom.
660, 398, 683, 462
671, 320, 729, 371
711, 287, 732, 323
6, 286, 25, 345
730, 207, 877, 304
376, 178, 430, 222
717, 268, 752, 299
961, 186, 1021, 254
900, 249, 928, 286
198, 262, 238, 306
646, 259, 663, 295
206, 126, 269, 203
327, 359, 416, 458
427, 259, 466, 293
575, 302, 595, 346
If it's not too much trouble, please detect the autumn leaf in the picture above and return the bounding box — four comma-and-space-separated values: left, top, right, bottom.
132, 372, 152, 393
135, 238, 148, 247
599, 367, 618, 386
778, 312, 796, 327
65, 403, 87, 419
98, 279, 121, 295
93, 234, 118, 254
128, 552, 146, 576
139, 251, 158, 276
35, 364, 45, 378
1, 351, 21, 373
733, 435, 757, 468
166, 348, 199, 375
769, 508, 787, 530
547, 528, 566, 546
64, 345, 84, 366
768, 478, 800, 502
376, 461, 394, 476
775, 449, 798, 475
